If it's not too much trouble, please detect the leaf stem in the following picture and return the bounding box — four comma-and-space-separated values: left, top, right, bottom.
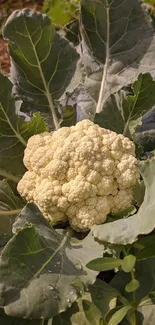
0, 169, 21, 183
1, 106, 27, 146
130, 268, 137, 325
131, 270, 136, 305
96, 3, 110, 114
31, 227, 73, 280
122, 247, 137, 325
0, 209, 21, 216
40, 319, 45, 325
24, 22, 59, 130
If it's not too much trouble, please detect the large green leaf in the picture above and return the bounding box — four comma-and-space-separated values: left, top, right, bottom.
94, 74, 155, 137
87, 279, 122, 319
92, 159, 155, 245
111, 258, 155, 302
0, 308, 43, 325
0, 74, 47, 182
0, 203, 103, 319
3, 9, 79, 129
52, 299, 90, 325
52, 279, 121, 325
77, 0, 155, 118
0, 180, 24, 237
137, 305, 155, 325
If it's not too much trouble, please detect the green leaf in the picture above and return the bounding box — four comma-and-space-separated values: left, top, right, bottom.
52, 298, 91, 325
108, 306, 131, 325
78, 0, 155, 117
111, 257, 155, 324
0, 180, 24, 237
86, 257, 122, 272
88, 279, 122, 319
111, 257, 155, 305
0, 307, 42, 325
133, 232, 155, 253
3, 9, 79, 129
93, 159, 155, 245
43, 0, 80, 26
94, 74, 155, 137
52, 279, 122, 325
0, 203, 103, 319
125, 279, 140, 293
82, 300, 103, 325
111, 206, 136, 219
0, 74, 48, 181
121, 255, 136, 273
138, 305, 155, 325
136, 244, 155, 260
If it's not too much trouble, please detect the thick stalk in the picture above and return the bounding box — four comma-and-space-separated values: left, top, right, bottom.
0, 209, 21, 216
130, 269, 137, 325
122, 247, 137, 325
96, 3, 110, 114
0, 168, 21, 183
2, 107, 27, 146
40, 320, 45, 325
32, 227, 73, 280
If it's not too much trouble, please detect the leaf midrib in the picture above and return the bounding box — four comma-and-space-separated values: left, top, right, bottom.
123, 78, 143, 136
23, 18, 59, 130
0, 103, 27, 147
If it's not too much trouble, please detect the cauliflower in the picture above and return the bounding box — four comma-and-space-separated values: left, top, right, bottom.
17, 120, 139, 232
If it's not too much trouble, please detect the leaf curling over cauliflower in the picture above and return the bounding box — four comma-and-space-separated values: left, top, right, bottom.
17, 120, 139, 232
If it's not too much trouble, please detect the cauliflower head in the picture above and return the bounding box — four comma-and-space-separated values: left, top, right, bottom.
17, 120, 139, 232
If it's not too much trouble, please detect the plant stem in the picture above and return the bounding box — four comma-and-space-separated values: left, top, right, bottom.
96, 2, 110, 114
0, 209, 21, 216
1, 107, 27, 146
40, 319, 45, 325
122, 247, 137, 325
130, 268, 137, 325
33, 227, 73, 279
0, 168, 21, 183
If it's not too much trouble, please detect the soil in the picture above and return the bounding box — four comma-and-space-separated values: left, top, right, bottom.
0, 0, 44, 73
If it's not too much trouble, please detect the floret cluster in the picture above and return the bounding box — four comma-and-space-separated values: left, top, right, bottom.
17, 120, 139, 232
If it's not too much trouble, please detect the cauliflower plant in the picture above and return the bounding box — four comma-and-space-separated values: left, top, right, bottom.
17, 120, 139, 232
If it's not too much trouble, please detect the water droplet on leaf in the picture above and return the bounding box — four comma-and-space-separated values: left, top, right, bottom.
66, 298, 72, 307
19, 262, 25, 267
75, 263, 83, 270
